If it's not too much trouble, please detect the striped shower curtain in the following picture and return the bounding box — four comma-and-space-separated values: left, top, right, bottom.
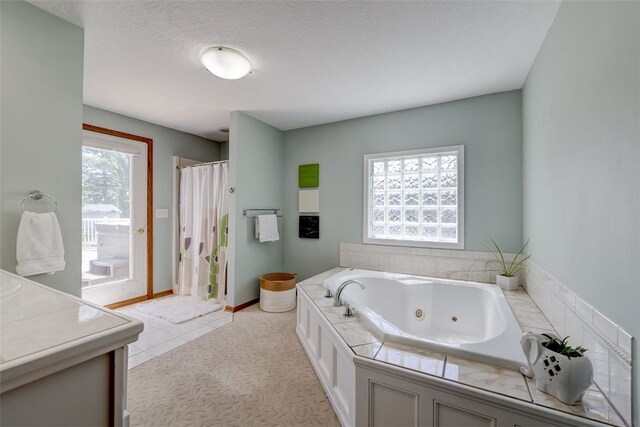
177, 163, 228, 301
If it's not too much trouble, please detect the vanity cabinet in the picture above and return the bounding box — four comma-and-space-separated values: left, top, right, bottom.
0, 271, 143, 426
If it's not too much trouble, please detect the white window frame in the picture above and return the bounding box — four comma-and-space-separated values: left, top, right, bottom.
363, 145, 464, 250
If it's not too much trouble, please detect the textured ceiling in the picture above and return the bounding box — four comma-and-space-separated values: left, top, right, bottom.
29, 1, 559, 141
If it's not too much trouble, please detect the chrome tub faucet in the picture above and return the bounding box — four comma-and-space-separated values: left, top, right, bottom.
333, 279, 366, 307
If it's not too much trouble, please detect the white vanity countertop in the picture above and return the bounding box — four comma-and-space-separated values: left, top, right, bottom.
298, 267, 624, 427
0, 270, 143, 392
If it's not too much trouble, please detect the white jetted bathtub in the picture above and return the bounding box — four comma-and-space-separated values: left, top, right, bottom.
324, 269, 527, 370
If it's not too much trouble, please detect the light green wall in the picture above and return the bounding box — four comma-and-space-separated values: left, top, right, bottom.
0, 1, 84, 296
228, 112, 284, 306
220, 141, 229, 160
83, 105, 221, 292
522, 1, 639, 421
282, 91, 523, 280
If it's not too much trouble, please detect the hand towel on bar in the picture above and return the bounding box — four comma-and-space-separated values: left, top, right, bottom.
16, 211, 65, 276
256, 214, 279, 242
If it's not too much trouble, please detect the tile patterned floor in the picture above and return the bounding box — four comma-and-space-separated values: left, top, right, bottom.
117, 303, 233, 369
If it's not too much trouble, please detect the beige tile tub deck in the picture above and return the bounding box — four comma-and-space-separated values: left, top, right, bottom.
375, 341, 445, 377
526, 378, 624, 426
333, 322, 381, 347
444, 356, 530, 401
351, 342, 382, 358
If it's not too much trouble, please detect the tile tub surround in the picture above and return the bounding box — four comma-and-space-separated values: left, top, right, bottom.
299, 268, 625, 426
525, 261, 634, 426
339, 243, 525, 284
340, 243, 633, 426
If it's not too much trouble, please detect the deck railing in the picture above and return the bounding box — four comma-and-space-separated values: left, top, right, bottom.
81, 217, 130, 245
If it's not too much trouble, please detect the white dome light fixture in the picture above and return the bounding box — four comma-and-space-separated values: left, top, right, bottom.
200, 47, 252, 80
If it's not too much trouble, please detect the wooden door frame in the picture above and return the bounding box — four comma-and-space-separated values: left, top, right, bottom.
82, 123, 154, 305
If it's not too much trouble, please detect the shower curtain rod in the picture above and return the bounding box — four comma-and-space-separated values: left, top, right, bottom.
176, 160, 228, 169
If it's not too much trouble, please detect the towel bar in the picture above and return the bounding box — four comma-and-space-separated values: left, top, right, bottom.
242, 208, 283, 218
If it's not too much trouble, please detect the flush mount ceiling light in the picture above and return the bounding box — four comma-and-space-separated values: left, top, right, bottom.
200, 47, 252, 80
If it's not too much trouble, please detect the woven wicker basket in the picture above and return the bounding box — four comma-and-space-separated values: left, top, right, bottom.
259, 272, 297, 312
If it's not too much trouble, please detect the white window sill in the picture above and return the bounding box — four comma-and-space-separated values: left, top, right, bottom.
363, 236, 464, 250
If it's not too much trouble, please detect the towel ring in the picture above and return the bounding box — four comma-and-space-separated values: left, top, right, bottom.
21, 190, 58, 213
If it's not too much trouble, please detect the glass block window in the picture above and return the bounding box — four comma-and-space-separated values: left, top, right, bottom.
364, 146, 464, 249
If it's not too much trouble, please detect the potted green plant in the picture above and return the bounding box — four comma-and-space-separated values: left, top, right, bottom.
489, 239, 530, 290
521, 332, 592, 405
540, 334, 588, 358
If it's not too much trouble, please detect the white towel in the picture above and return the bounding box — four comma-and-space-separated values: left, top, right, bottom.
16, 211, 65, 276
255, 214, 279, 242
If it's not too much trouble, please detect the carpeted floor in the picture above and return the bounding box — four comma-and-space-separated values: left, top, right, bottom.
127, 304, 340, 427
